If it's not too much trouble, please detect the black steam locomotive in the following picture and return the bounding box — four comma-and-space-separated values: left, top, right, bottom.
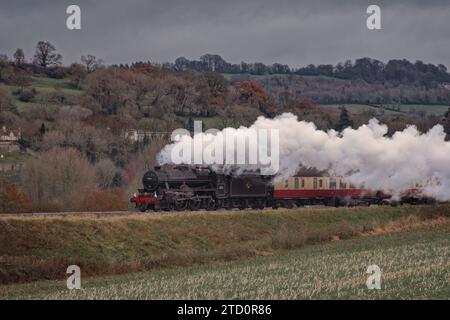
131, 164, 273, 212
131, 164, 435, 212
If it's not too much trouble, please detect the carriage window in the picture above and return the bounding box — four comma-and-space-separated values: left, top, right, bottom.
340, 181, 346, 189
313, 178, 317, 189
301, 179, 305, 188
319, 179, 323, 189
330, 178, 336, 189
294, 178, 299, 189
284, 180, 289, 188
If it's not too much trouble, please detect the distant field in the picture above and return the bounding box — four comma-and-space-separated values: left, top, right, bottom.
6, 76, 83, 113
0, 151, 29, 164
30, 76, 83, 96
318, 104, 400, 115
1, 221, 448, 299
381, 104, 450, 116
0, 151, 29, 185
223, 73, 341, 83
318, 103, 450, 116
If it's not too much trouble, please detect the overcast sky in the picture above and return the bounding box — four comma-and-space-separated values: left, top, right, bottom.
1, 0, 449, 68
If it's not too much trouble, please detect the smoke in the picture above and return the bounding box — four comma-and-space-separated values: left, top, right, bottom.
158, 113, 450, 200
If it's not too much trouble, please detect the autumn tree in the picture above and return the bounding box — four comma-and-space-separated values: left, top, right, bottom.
233, 81, 277, 116
234, 81, 270, 105
33, 41, 63, 68
13, 48, 25, 66
132, 62, 158, 74
203, 72, 229, 106
82, 68, 138, 115
9, 69, 32, 92
0, 180, 30, 213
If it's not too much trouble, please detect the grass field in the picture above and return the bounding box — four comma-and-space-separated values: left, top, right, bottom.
6, 75, 83, 113
1, 221, 448, 299
0, 205, 449, 286
0, 151, 30, 164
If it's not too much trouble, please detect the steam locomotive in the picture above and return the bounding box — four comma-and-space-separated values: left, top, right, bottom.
130, 164, 406, 212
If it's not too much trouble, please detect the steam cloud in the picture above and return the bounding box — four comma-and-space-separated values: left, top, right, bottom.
158, 113, 450, 200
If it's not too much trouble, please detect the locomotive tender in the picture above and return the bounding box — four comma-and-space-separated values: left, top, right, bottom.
130, 164, 392, 212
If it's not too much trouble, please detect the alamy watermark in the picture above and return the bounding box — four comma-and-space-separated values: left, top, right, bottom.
66, 265, 81, 290
66, 4, 381, 31
66, 5, 81, 30
367, 5, 382, 30
366, 264, 382, 290
169, 120, 280, 175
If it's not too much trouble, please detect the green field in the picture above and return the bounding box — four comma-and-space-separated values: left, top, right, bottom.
0, 151, 29, 164
6, 76, 83, 113
1, 222, 448, 299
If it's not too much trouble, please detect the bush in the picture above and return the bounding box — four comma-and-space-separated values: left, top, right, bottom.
0, 180, 30, 213
80, 189, 128, 211
18, 89, 35, 102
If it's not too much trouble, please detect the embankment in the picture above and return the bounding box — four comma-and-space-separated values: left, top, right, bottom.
0, 205, 449, 284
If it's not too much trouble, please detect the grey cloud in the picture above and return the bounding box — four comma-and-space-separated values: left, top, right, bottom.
0, 0, 449, 68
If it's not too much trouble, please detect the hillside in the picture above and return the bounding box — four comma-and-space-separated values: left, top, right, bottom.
1, 50, 450, 213
227, 73, 450, 109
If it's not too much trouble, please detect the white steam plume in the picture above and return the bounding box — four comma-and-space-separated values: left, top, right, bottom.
158, 113, 450, 201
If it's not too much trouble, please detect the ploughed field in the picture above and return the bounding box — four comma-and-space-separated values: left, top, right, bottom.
0, 205, 449, 299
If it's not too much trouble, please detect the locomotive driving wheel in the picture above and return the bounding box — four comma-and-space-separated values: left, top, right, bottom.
205, 197, 217, 211
189, 197, 202, 211
174, 199, 188, 211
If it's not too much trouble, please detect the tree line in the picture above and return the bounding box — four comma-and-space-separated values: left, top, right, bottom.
143, 55, 450, 89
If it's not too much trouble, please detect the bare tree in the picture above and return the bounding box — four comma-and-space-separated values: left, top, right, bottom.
0, 84, 17, 113
95, 158, 121, 189
0, 54, 11, 82
13, 48, 25, 66
9, 69, 32, 92
81, 54, 103, 73
33, 41, 62, 68
21, 147, 96, 211
68, 63, 87, 88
